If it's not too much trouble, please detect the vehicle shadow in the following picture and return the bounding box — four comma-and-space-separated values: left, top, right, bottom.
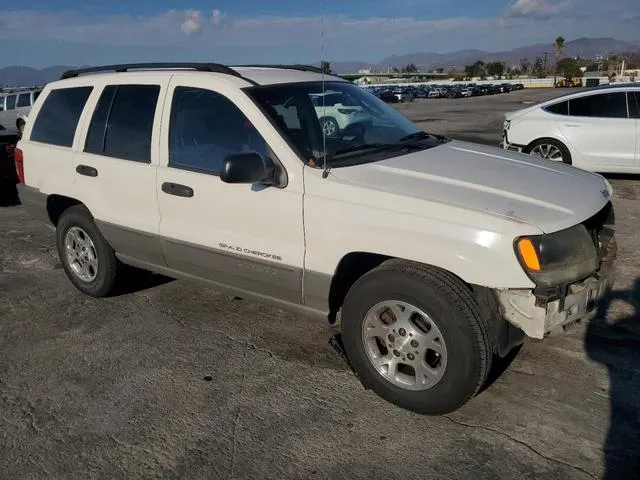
0, 185, 20, 207
110, 266, 174, 296
585, 279, 640, 479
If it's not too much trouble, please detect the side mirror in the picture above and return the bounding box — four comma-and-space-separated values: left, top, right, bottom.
220, 152, 276, 185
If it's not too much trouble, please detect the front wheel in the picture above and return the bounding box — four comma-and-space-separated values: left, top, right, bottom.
341, 260, 493, 415
525, 138, 572, 165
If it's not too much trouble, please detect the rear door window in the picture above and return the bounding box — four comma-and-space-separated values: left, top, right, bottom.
84, 84, 160, 163
30, 86, 93, 147
6, 95, 16, 110
17, 93, 31, 108
569, 92, 628, 118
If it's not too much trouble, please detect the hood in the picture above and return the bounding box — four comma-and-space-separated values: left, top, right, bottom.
330, 140, 611, 233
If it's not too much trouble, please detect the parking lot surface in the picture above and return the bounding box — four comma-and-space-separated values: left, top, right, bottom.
1, 89, 639, 479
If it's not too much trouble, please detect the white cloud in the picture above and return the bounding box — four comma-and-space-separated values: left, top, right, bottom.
181, 10, 205, 35
505, 0, 570, 19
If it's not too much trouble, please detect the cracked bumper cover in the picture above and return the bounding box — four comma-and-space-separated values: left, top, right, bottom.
496, 236, 617, 339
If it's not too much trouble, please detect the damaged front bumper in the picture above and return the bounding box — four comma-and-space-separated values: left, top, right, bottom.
496, 236, 617, 339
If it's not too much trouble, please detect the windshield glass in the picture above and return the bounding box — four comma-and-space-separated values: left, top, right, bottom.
246, 81, 445, 167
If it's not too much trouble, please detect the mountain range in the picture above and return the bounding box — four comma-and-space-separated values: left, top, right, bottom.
331, 37, 640, 73
0, 37, 639, 87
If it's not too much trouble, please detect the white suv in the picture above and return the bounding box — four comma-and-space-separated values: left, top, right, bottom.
0, 88, 43, 134
502, 83, 640, 173
16, 63, 617, 415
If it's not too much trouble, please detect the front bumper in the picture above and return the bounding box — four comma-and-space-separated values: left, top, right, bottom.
496, 236, 617, 339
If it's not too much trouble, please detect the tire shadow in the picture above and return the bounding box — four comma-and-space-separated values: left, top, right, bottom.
480, 344, 523, 393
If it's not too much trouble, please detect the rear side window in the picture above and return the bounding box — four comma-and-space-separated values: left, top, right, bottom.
84, 84, 160, 162
169, 87, 269, 174
33, 91, 42, 101
30, 86, 93, 147
569, 92, 628, 118
6, 95, 16, 110
543, 101, 568, 115
630, 92, 640, 119
17, 93, 31, 108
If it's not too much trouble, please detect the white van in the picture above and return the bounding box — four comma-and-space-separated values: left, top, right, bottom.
0, 88, 43, 134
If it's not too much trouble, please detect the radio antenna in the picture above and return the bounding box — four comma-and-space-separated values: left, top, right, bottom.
320, 0, 330, 179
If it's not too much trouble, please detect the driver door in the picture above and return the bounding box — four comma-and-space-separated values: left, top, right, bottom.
156, 76, 306, 304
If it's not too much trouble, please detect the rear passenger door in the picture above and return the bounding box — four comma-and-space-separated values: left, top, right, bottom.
71, 77, 168, 266
156, 76, 305, 304
558, 92, 635, 167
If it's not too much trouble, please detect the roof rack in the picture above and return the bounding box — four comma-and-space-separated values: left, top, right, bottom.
235, 64, 327, 74
60, 62, 248, 80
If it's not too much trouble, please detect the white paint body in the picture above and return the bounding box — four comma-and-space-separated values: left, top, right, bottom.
504, 84, 640, 173
18, 67, 615, 338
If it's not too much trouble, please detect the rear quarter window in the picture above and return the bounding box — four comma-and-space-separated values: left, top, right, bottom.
17, 93, 31, 108
543, 101, 569, 115
6, 95, 16, 110
30, 86, 93, 147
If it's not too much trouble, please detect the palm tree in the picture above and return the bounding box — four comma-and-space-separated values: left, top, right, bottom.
553, 36, 565, 83
554, 37, 565, 63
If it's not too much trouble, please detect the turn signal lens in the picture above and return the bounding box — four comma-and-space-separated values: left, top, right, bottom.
517, 238, 541, 271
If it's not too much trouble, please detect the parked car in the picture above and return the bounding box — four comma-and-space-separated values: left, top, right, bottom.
0, 88, 42, 134
16, 62, 617, 415
378, 89, 398, 103
309, 90, 373, 138
392, 89, 414, 103
502, 83, 640, 173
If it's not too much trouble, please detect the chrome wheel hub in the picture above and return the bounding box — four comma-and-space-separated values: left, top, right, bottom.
530, 144, 563, 162
64, 226, 98, 282
323, 120, 337, 137
361, 300, 447, 391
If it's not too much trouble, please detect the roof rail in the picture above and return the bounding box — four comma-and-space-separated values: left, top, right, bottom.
235, 64, 327, 74
60, 62, 246, 80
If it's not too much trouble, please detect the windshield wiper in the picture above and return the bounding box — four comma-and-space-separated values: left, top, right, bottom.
398, 131, 432, 142
326, 142, 423, 160
398, 131, 449, 143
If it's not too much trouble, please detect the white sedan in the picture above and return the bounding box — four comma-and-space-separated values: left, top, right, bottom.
502, 83, 640, 173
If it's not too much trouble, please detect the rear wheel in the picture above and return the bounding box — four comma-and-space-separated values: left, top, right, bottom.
525, 138, 572, 165
320, 117, 340, 138
341, 260, 492, 415
56, 206, 119, 297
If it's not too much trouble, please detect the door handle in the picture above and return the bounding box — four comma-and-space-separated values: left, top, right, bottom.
161, 182, 194, 198
76, 164, 98, 177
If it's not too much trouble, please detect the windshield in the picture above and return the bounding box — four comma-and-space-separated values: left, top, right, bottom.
246, 81, 446, 167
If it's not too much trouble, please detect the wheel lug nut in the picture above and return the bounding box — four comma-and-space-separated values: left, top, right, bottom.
399, 328, 406, 337
411, 340, 419, 348
393, 349, 401, 357
388, 334, 395, 342
409, 333, 413, 337
407, 353, 415, 361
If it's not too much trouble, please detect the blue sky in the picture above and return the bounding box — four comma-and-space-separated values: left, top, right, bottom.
0, 0, 638, 68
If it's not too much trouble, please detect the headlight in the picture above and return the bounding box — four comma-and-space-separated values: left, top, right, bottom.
515, 224, 598, 286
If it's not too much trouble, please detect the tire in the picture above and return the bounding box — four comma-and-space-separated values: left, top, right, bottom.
16, 120, 25, 136
56, 205, 119, 297
341, 260, 492, 415
525, 138, 572, 165
320, 117, 340, 138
